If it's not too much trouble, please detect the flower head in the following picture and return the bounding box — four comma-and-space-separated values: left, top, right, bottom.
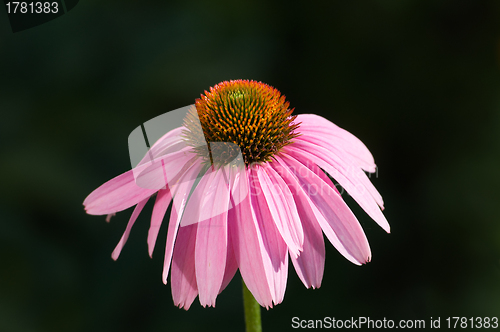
185, 80, 299, 165
84, 79, 389, 310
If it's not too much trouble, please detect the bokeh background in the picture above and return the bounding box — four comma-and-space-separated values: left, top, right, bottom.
2, 0, 500, 331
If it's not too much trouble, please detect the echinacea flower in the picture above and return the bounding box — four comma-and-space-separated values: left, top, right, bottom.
84, 79, 389, 310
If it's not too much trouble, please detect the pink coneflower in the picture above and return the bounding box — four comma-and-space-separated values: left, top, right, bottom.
84, 80, 389, 310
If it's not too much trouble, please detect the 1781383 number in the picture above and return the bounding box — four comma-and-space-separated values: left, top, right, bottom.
446, 317, 499, 329
5, 2, 58, 14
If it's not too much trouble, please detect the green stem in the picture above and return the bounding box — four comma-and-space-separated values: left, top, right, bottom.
242, 279, 262, 332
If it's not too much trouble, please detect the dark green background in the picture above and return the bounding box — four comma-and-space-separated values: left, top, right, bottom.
1, 0, 500, 331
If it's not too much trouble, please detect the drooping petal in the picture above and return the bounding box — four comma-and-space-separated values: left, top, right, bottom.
148, 188, 172, 257
252, 164, 303, 258
272, 155, 361, 265
296, 114, 376, 172
111, 197, 150, 260
289, 212, 324, 289
162, 162, 204, 284
195, 166, 231, 307
84, 170, 157, 215
178, 167, 212, 227
279, 153, 372, 264
219, 227, 238, 293
293, 138, 384, 208
130, 127, 187, 175
270, 157, 325, 288
84, 147, 195, 215
132, 146, 196, 191
181, 164, 232, 227
284, 142, 390, 233
297, 130, 377, 174
293, 156, 342, 195
171, 222, 198, 310
227, 165, 274, 308
139, 127, 186, 161
248, 169, 289, 304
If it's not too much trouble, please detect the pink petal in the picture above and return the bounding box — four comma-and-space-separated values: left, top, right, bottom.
285, 142, 390, 233
179, 167, 213, 227
297, 129, 376, 174
279, 153, 372, 264
138, 127, 185, 161
84, 148, 195, 215
162, 162, 204, 284
293, 156, 341, 195
171, 222, 198, 310
148, 188, 172, 258
272, 155, 361, 265
199, 165, 232, 222
296, 114, 376, 172
251, 164, 304, 258
195, 167, 231, 307
132, 147, 196, 191
290, 224, 324, 289
84, 170, 157, 215
181, 165, 232, 226
248, 172, 289, 305
111, 197, 150, 260
130, 127, 187, 172
219, 228, 238, 293
227, 166, 274, 308
294, 137, 384, 208
270, 157, 325, 288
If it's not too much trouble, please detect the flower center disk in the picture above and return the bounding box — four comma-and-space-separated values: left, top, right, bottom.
183, 80, 300, 166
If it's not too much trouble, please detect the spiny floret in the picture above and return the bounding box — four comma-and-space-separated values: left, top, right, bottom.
183, 79, 300, 165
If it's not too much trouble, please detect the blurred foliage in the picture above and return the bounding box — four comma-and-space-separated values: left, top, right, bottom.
1, 0, 500, 331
